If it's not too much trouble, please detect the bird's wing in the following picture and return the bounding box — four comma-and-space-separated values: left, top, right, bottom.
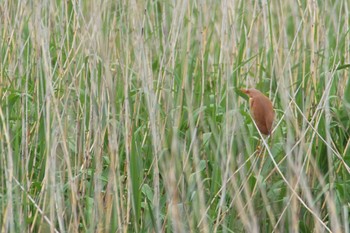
251, 98, 269, 135
265, 109, 274, 134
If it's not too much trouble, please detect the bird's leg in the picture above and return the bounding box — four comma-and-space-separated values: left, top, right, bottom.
256, 138, 268, 157
256, 139, 262, 154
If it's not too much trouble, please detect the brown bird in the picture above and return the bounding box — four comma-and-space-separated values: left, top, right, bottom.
242, 88, 274, 135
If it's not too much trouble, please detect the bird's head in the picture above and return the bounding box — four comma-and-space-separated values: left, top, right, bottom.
241, 88, 260, 98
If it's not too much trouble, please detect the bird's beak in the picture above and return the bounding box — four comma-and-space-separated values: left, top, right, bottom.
241, 89, 248, 94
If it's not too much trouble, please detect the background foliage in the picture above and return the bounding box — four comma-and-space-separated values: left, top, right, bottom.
1, 0, 350, 232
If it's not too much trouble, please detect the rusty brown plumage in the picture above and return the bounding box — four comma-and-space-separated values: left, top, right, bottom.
242, 88, 274, 135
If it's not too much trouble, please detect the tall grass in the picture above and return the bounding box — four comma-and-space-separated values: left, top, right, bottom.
1, 0, 350, 232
